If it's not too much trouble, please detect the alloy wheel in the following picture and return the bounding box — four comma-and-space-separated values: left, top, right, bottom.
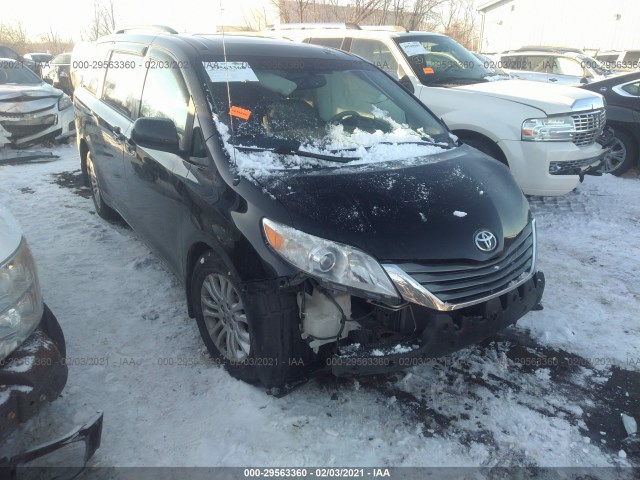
200, 274, 251, 361
601, 137, 627, 173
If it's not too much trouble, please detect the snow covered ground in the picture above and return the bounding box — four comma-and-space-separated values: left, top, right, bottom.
0, 144, 639, 475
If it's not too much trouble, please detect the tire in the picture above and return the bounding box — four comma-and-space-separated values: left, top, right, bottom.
191, 251, 311, 388
86, 150, 118, 220
601, 129, 638, 176
459, 135, 508, 166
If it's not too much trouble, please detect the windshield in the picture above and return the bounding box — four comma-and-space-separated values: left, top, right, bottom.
393, 35, 508, 85
0, 62, 42, 85
203, 54, 453, 172
52, 54, 71, 65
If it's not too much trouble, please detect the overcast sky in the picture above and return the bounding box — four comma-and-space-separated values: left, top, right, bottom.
5, 0, 277, 40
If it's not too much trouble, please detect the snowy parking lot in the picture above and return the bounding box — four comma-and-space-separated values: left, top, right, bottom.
0, 144, 639, 475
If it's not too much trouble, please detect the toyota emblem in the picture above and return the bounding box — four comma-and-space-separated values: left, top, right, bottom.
474, 230, 498, 252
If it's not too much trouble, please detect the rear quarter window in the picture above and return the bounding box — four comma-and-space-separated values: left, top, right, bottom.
622, 81, 640, 96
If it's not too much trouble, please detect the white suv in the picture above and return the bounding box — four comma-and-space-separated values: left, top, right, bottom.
267, 25, 607, 196
499, 49, 615, 86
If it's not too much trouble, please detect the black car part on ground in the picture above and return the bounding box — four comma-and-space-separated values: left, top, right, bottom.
0, 413, 103, 480
0, 305, 68, 441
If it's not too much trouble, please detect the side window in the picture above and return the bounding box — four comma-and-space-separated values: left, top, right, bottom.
526, 56, 554, 73
102, 52, 144, 117
140, 60, 190, 149
622, 82, 640, 96
554, 57, 584, 77
350, 39, 399, 78
308, 37, 344, 50
501, 56, 522, 70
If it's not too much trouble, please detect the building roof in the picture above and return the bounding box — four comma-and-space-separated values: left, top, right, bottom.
477, 0, 512, 12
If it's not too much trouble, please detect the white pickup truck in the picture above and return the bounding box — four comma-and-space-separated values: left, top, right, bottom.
269, 25, 608, 196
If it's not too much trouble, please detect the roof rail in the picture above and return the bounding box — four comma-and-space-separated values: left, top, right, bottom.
267, 22, 361, 31
516, 45, 584, 54
359, 25, 408, 32
115, 25, 178, 35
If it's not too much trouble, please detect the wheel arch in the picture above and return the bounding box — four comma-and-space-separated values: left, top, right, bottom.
608, 122, 640, 166
184, 235, 273, 318
79, 137, 89, 185
452, 129, 509, 165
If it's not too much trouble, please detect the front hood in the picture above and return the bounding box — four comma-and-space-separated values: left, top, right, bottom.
0, 203, 23, 262
0, 84, 62, 114
257, 145, 530, 262
456, 79, 604, 116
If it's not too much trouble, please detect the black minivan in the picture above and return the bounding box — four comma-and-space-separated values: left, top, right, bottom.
72, 27, 545, 388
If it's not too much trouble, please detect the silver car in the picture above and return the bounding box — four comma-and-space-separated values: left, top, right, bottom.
0, 58, 75, 148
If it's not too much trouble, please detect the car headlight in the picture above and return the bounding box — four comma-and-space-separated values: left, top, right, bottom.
0, 240, 43, 361
262, 218, 399, 299
522, 115, 575, 142
58, 95, 72, 111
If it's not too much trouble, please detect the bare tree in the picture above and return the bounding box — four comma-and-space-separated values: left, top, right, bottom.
243, 7, 271, 31
0, 22, 28, 53
273, 0, 314, 23
268, 0, 449, 30
434, 0, 478, 49
83, 0, 118, 41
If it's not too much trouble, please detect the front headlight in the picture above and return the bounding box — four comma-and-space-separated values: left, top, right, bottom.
58, 95, 72, 111
262, 218, 399, 299
0, 240, 43, 361
522, 115, 575, 142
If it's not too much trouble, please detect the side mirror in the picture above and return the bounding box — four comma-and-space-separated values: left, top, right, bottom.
43, 77, 53, 85
580, 77, 589, 85
398, 75, 415, 94
130, 117, 179, 153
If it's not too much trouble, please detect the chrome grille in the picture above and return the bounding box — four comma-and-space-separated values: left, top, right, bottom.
394, 223, 535, 307
572, 109, 606, 146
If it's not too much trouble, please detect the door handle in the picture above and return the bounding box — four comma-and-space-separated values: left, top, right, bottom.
549, 78, 558, 82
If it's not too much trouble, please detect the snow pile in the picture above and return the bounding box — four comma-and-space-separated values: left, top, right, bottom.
0, 146, 638, 469
212, 106, 446, 180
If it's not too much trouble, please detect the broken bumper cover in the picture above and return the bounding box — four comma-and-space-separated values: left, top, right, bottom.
0, 305, 68, 441
0, 106, 75, 149
330, 271, 545, 376
548, 149, 607, 176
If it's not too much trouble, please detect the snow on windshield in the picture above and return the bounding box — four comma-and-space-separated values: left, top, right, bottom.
212, 106, 448, 180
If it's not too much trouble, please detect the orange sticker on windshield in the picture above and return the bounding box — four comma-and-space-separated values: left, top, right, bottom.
423, 67, 435, 74
229, 106, 251, 121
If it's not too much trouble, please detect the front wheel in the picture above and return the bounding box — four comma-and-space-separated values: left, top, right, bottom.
191, 251, 311, 388
86, 151, 118, 220
601, 129, 638, 176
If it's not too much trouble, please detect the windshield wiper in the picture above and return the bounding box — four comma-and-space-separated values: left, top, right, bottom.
330, 140, 449, 153
233, 145, 360, 164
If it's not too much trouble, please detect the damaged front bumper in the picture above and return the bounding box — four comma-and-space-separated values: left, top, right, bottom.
330, 271, 545, 376
0, 106, 75, 149
0, 305, 68, 441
